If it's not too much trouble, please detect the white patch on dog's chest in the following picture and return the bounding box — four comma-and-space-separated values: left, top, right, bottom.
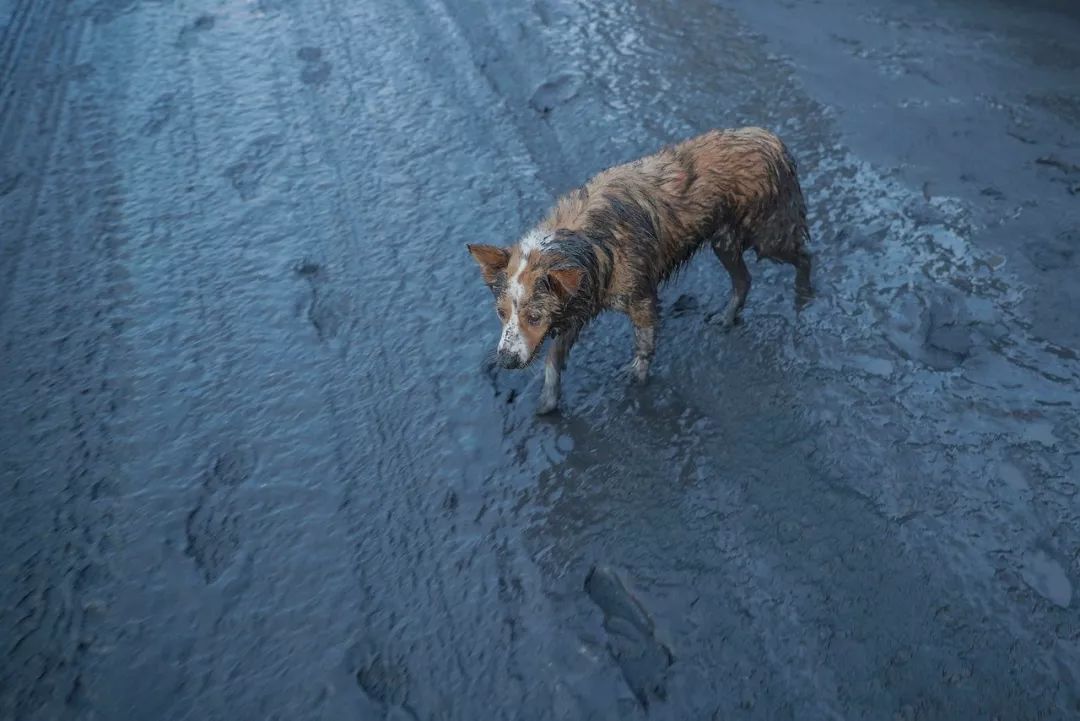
498, 229, 551, 361
501, 257, 528, 355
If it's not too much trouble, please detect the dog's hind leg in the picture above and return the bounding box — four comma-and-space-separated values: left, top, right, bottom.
765, 240, 813, 309
627, 295, 659, 384
537, 324, 580, 415
792, 245, 813, 309
711, 236, 751, 328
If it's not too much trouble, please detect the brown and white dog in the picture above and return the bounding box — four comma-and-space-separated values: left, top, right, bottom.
468, 127, 812, 414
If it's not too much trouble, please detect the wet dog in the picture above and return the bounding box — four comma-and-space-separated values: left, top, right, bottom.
468, 127, 812, 414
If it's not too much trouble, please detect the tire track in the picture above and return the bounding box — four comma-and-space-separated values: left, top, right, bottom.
0, 0, 83, 317
0, 14, 135, 716
260, 5, 475, 706
64, 7, 373, 718
249, 1, 604, 717
120, 5, 282, 596
0, 0, 44, 96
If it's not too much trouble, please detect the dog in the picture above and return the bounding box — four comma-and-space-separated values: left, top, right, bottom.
468, 127, 812, 414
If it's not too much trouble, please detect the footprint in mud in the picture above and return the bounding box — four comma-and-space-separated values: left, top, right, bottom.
224, 135, 283, 200
90, 474, 119, 500
177, 14, 215, 48
184, 444, 255, 583
293, 257, 322, 278
923, 292, 975, 370
142, 92, 176, 137
670, 293, 700, 317
292, 257, 349, 341
532, 0, 570, 27
308, 292, 347, 341
185, 499, 240, 584
357, 655, 409, 705
1022, 228, 1077, 272
204, 443, 256, 492
529, 72, 582, 115
584, 565, 674, 709
297, 47, 332, 87
1021, 549, 1073, 609
345, 643, 418, 719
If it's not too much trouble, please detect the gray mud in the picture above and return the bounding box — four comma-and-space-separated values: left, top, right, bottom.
2, 0, 1078, 719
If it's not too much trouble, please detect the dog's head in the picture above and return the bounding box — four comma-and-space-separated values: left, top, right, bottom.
468, 233, 582, 369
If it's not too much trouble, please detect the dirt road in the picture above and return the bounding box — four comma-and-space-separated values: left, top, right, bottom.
2, 0, 1078, 718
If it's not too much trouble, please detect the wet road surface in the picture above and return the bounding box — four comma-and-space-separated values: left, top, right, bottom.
2, 0, 1079, 719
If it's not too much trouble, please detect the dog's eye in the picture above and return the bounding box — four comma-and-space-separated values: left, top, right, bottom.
496, 306, 508, 321
526, 311, 542, 326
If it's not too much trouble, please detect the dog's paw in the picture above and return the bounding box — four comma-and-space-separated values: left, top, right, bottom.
794, 287, 814, 312
706, 311, 740, 331
536, 393, 560, 416
627, 358, 650, 385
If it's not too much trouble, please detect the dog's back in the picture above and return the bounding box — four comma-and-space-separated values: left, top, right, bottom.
539, 127, 810, 303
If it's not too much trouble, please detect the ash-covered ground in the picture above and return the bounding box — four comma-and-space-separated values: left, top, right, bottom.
2, 0, 1078, 719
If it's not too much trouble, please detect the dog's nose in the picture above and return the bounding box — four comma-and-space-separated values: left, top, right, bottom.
496, 348, 522, 369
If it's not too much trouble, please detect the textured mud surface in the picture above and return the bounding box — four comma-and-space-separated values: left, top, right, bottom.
1, 0, 1078, 719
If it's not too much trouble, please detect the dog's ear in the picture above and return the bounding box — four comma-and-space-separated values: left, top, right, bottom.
467, 244, 510, 284
548, 267, 583, 298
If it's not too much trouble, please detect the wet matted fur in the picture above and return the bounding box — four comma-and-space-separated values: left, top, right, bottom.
468, 127, 812, 414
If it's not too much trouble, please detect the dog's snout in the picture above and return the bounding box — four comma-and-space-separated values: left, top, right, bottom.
496, 347, 523, 369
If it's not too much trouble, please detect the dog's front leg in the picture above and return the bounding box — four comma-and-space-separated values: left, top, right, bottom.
537, 325, 580, 415
628, 295, 659, 383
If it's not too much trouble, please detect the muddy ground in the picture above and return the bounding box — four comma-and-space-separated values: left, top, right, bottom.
1, 0, 1079, 719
